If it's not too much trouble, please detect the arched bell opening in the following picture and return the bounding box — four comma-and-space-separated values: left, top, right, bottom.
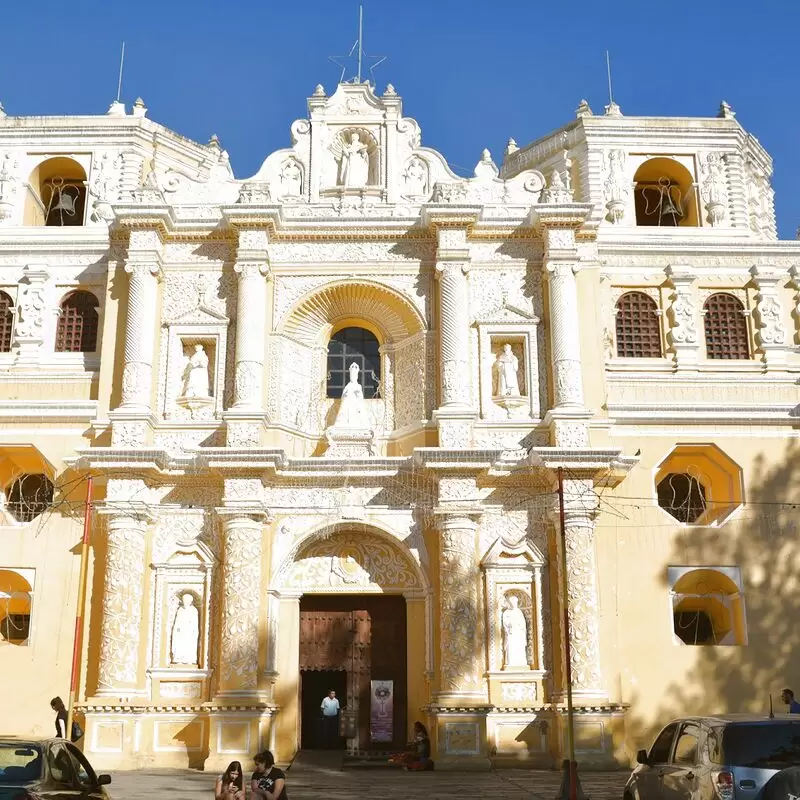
633, 157, 699, 227
25, 157, 88, 227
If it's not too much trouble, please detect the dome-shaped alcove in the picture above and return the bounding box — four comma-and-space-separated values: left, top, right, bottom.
273, 280, 431, 456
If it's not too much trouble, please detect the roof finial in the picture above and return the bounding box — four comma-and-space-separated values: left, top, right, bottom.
576, 99, 593, 118
505, 138, 519, 157
0, 101, 5, 119
717, 100, 736, 119
132, 97, 148, 118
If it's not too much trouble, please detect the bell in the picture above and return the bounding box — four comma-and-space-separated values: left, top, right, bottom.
51, 189, 77, 215
659, 190, 683, 226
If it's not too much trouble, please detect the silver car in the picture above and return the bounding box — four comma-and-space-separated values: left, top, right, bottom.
624, 714, 800, 800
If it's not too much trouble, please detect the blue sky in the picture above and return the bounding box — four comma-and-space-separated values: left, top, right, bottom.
1, 0, 797, 237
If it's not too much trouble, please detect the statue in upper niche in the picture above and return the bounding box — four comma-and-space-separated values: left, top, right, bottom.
333, 132, 370, 188
170, 593, 200, 666
493, 344, 521, 397
181, 344, 210, 398
280, 158, 302, 197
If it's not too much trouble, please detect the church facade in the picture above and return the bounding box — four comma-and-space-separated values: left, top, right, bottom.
0, 83, 797, 770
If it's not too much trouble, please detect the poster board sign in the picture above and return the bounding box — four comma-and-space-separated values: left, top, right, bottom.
370, 679, 394, 742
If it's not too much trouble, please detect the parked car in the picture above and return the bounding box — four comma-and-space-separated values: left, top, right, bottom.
624, 714, 800, 800
0, 738, 112, 798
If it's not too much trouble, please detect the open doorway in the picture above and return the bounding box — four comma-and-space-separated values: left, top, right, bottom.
300, 670, 348, 749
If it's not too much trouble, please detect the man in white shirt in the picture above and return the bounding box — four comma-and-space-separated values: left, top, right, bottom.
320, 690, 340, 749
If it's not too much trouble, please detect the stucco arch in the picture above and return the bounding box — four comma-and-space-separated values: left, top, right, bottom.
274, 520, 429, 597
280, 279, 426, 346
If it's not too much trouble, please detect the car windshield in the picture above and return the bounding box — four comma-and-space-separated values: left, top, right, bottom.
723, 724, 800, 769
0, 743, 43, 783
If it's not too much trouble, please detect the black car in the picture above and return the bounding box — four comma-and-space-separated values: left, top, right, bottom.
0, 738, 112, 798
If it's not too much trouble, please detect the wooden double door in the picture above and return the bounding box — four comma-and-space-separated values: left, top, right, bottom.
299, 594, 407, 750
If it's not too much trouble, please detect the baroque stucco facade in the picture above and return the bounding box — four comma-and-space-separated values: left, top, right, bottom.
0, 84, 798, 770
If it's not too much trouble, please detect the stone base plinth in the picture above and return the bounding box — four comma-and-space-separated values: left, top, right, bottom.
324, 426, 375, 457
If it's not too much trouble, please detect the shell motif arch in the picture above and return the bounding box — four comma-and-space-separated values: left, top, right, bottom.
277, 526, 427, 595
280, 279, 427, 346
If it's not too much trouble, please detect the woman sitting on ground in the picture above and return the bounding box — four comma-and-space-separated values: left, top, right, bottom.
251, 750, 288, 800
389, 721, 432, 769
215, 761, 245, 800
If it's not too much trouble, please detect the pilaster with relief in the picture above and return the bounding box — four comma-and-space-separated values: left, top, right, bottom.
216, 477, 268, 699
550, 480, 605, 701
750, 265, 788, 370
665, 265, 699, 370
534, 204, 592, 448
11, 265, 54, 367
96, 511, 149, 697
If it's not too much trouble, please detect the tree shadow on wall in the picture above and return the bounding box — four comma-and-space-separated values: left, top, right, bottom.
625, 439, 800, 751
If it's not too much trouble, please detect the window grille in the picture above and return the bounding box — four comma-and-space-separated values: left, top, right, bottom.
326, 327, 381, 399
614, 292, 662, 358
55, 291, 99, 353
6, 474, 54, 523
43, 177, 86, 227
0, 291, 12, 353
0, 613, 31, 644
704, 293, 749, 359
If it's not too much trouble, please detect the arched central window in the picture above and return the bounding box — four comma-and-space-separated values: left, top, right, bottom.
55, 290, 99, 353
326, 327, 381, 399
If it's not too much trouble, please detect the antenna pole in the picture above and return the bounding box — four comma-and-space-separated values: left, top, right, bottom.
357, 4, 364, 83
116, 42, 126, 103
606, 50, 614, 106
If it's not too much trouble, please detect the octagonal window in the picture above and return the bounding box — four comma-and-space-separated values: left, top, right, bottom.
5, 474, 54, 523
654, 444, 743, 526
657, 472, 707, 524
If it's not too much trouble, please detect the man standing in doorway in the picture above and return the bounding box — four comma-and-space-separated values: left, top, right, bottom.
320, 689, 340, 749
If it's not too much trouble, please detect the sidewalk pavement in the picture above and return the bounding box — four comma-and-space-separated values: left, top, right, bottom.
108, 752, 630, 800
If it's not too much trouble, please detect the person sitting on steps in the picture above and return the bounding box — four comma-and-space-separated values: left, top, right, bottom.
388, 721, 433, 770
215, 760, 245, 800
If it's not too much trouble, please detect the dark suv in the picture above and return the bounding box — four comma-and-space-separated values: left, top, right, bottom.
624, 715, 800, 800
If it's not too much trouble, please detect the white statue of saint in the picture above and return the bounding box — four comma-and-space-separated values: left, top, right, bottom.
502, 595, 528, 669
333, 362, 369, 427
493, 344, 521, 396
170, 593, 200, 665
181, 344, 210, 398
338, 132, 370, 188
280, 159, 302, 197
403, 157, 428, 197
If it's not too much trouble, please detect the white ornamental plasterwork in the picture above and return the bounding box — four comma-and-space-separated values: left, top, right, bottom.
602, 149, 629, 224
393, 337, 427, 428
152, 512, 218, 562
282, 531, 421, 592
439, 519, 484, 694
97, 517, 147, 689
13, 277, 48, 339
501, 682, 538, 703
754, 293, 786, 346
438, 476, 479, 505
700, 152, 728, 226
224, 478, 264, 503
265, 486, 338, 514
469, 268, 538, 322
609, 285, 661, 306
163, 242, 232, 265
153, 429, 224, 453
220, 520, 262, 688
0, 152, 20, 220
87, 151, 122, 223
273, 276, 332, 326
111, 421, 146, 448
563, 516, 603, 692
105, 478, 150, 503
479, 510, 529, 553
438, 420, 472, 449
268, 241, 435, 265
696, 286, 747, 306
161, 271, 232, 323
469, 241, 541, 265
227, 422, 260, 448
553, 421, 589, 449
668, 288, 698, 344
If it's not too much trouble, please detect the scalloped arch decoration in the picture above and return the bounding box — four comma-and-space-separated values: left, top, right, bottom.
280, 279, 426, 345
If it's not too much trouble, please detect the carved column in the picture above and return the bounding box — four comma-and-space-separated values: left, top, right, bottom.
426, 210, 479, 448
12, 264, 53, 367
435, 507, 486, 704
723, 152, 749, 230
118, 230, 163, 412
233, 230, 270, 409
751, 265, 788, 370
217, 479, 266, 698
552, 480, 604, 701
665, 265, 699, 370
96, 513, 148, 696
536, 208, 592, 448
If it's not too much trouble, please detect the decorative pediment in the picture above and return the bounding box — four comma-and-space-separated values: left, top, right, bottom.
166, 302, 229, 327
481, 536, 546, 569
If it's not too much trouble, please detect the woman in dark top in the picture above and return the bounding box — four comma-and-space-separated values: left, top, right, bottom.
50, 697, 68, 739
251, 750, 287, 800
390, 721, 433, 770
215, 760, 245, 800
